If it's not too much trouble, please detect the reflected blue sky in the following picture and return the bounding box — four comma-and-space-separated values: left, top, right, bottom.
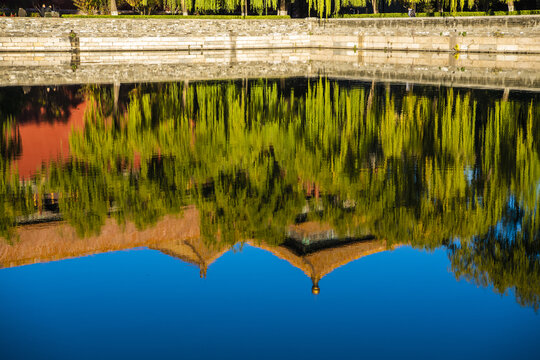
1, 245, 538, 360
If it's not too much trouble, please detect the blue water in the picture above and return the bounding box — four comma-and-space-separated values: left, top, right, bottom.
1, 245, 538, 360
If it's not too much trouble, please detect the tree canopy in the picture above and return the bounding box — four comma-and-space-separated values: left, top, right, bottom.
5, 0, 533, 16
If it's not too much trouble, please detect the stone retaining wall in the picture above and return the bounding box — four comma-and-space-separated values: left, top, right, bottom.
1, 16, 539, 53
1, 49, 539, 91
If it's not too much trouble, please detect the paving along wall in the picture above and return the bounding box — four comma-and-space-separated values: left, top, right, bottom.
0, 16, 539, 53
1, 49, 539, 91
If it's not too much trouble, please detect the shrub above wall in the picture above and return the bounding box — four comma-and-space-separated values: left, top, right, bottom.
1, 0, 538, 18
62, 14, 291, 18
1, 0, 76, 9
61, 10, 540, 18
341, 10, 540, 17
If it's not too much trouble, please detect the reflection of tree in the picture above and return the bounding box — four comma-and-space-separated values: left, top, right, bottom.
449, 97, 540, 311
0, 88, 27, 238
0, 88, 25, 123
17, 86, 83, 124
0, 85, 83, 126
449, 204, 540, 311
1, 118, 21, 161
0, 85, 84, 239
0, 88, 23, 161
1, 78, 539, 309
0, 85, 84, 165
0, 159, 33, 241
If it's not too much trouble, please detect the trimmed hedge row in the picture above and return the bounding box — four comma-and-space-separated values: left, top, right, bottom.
341, 10, 540, 18
6, 11, 539, 19
62, 14, 291, 19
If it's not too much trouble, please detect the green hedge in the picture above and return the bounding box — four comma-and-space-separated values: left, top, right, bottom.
492, 10, 540, 15
62, 14, 290, 19
341, 10, 540, 18
23, 10, 540, 19
341, 12, 409, 18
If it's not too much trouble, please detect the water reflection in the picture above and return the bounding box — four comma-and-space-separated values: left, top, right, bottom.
0, 78, 539, 310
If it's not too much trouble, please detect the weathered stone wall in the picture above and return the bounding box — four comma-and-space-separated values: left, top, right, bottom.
1, 49, 539, 91
0, 16, 539, 53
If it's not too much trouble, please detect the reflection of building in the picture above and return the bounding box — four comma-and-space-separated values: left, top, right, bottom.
252, 221, 385, 294
0, 207, 200, 269
15, 100, 86, 179
253, 238, 386, 294
260, 238, 386, 294
151, 238, 228, 279
0, 211, 390, 292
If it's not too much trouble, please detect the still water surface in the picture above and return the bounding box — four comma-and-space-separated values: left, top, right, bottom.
0, 78, 539, 359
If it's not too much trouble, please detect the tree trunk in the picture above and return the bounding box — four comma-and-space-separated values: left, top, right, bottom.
278, 0, 287, 15
110, 0, 118, 16
183, 80, 189, 107
507, 0, 515, 11
372, 0, 378, 14
502, 88, 510, 101
181, 0, 187, 15
367, 80, 375, 110
113, 81, 120, 113
481, 0, 488, 12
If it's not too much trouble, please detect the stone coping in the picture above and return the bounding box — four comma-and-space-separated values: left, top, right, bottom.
1, 49, 538, 91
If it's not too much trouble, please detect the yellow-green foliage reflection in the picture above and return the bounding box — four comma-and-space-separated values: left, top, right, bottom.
1, 78, 538, 309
